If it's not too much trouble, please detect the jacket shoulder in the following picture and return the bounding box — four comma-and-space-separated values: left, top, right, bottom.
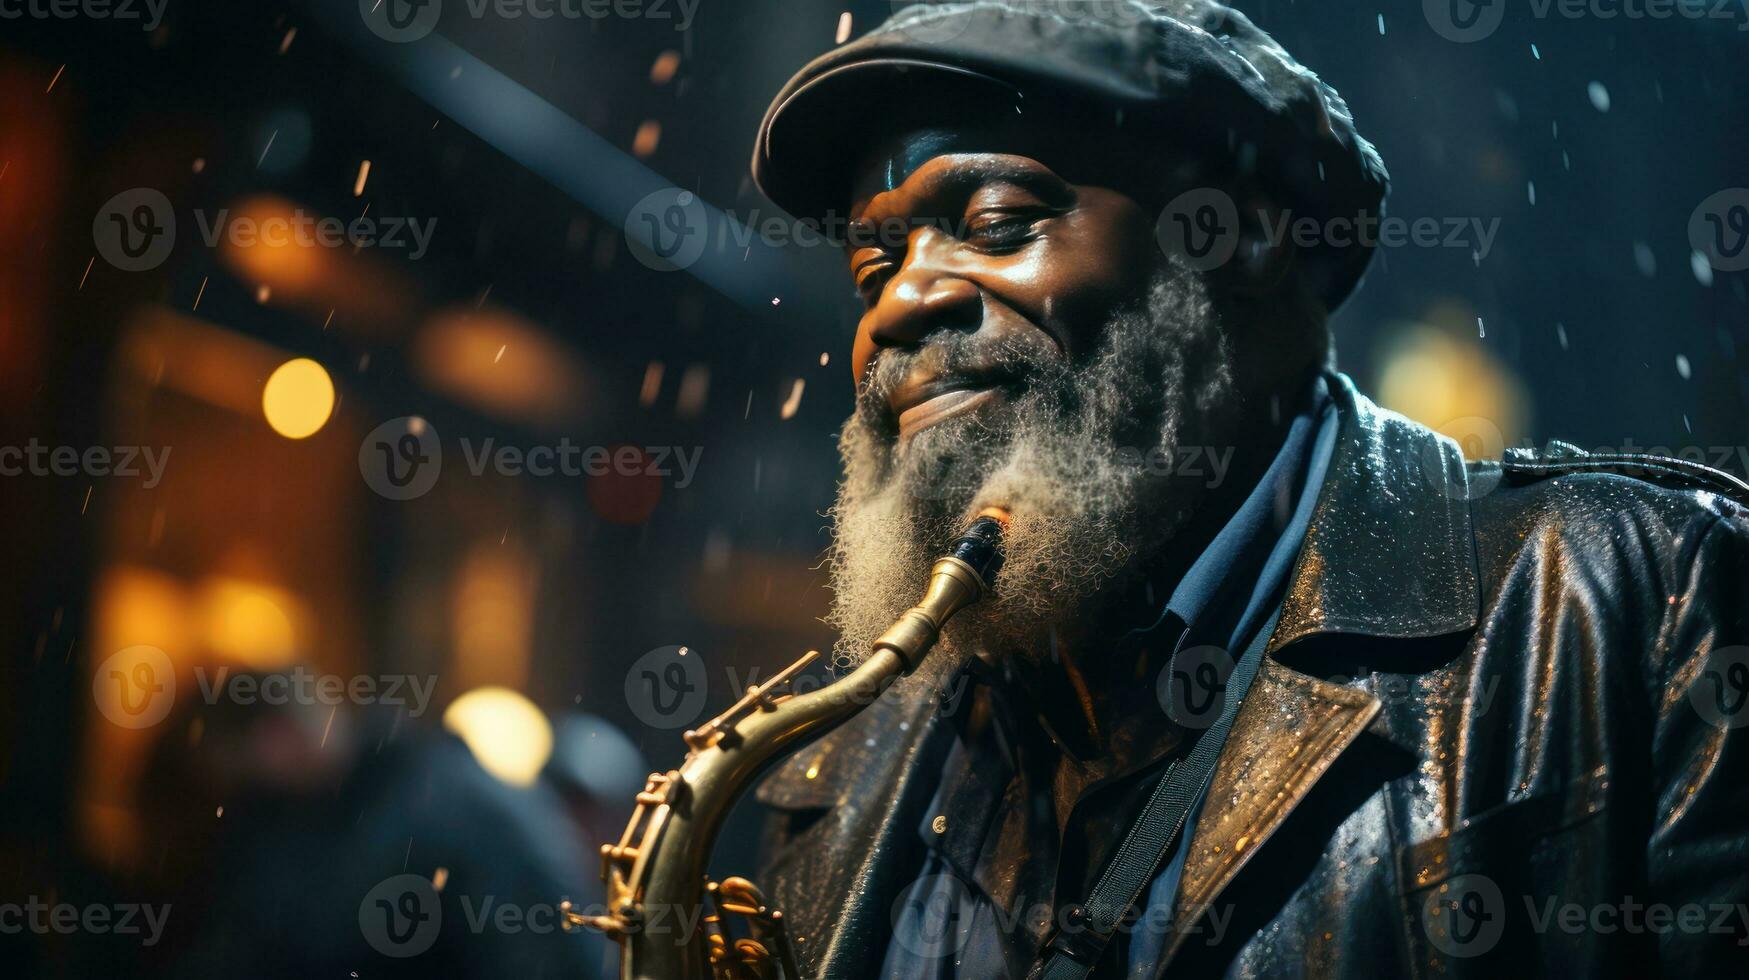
1486, 439, 1749, 508
1464, 440, 1749, 598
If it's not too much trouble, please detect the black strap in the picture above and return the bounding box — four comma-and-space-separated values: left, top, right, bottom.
1029, 606, 1283, 980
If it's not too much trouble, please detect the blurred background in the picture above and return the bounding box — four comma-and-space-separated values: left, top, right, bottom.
1, 1, 1744, 976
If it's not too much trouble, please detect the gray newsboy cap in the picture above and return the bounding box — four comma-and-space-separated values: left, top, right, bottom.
752, 0, 1390, 312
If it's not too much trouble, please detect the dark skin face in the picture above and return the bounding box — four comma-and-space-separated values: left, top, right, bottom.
846, 150, 1162, 444
842, 136, 1317, 755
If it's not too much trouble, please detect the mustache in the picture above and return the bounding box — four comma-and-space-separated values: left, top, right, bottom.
855, 330, 1065, 438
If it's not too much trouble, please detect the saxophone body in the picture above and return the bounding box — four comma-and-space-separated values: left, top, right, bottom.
567, 510, 1009, 979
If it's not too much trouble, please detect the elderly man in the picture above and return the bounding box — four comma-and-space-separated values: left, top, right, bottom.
746, 2, 1749, 978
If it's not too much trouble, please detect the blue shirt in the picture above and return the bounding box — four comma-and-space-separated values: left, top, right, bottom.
882, 378, 1339, 979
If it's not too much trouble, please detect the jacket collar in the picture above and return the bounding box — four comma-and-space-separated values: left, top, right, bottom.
1269, 371, 1481, 651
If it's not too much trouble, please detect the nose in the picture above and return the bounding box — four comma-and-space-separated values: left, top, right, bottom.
852, 227, 982, 381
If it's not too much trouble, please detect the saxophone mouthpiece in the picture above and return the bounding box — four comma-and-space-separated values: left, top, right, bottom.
868, 507, 1012, 672
950, 506, 1010, 591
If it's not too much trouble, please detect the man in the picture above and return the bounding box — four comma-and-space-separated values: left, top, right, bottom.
747, 2, 1749, 978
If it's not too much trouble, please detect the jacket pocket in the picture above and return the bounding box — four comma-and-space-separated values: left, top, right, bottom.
1396, 767, 1628, 979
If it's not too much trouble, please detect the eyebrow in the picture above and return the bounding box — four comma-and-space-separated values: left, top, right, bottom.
850, 160, 1075, 248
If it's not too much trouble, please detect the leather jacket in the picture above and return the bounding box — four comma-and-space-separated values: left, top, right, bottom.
753, 373, 1749, 978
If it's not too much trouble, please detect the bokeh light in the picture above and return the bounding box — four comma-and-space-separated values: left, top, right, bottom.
261, 357, 335, 439
443, 687, 554, 788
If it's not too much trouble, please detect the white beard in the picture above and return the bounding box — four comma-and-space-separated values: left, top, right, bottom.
824, 267, 1239, 674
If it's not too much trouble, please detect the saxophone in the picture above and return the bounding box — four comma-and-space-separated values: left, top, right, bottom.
565, 508, 1010, 979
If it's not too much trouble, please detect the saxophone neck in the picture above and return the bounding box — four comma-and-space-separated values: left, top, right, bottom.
871, 509, 1009, 673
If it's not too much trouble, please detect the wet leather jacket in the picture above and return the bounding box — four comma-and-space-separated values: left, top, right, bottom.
754, 373, 1749, 978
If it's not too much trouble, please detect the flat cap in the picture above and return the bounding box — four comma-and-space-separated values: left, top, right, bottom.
752, 0, 1390, 312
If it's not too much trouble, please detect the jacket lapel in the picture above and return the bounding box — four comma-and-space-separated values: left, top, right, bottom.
1159, 657, 1382, 966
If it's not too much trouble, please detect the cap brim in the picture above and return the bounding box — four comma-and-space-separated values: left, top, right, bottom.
753, 58, 1024, 223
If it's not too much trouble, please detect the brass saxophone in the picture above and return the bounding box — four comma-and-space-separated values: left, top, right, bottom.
565, 508, 1010, 979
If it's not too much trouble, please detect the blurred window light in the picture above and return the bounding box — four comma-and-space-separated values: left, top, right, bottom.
413, 308, 584, 425
443, 687, 554, 788
262, 357, 335, 439
197, 576, 303, 671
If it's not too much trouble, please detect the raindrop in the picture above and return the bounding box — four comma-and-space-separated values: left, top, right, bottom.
1633, 242, 1656, 278
1587, 81, 1611, 113
1675, 354, 1692, 380
1527, 181, 1536, 206
1477, 317, 1486, 339
1377, 13, 1385, 35
1556, 323, 1569, 350
1531, 43, 1541, 60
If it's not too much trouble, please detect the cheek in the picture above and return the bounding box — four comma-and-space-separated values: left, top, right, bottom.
1009, 214, 1154, 356
852, 322, 878, 384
